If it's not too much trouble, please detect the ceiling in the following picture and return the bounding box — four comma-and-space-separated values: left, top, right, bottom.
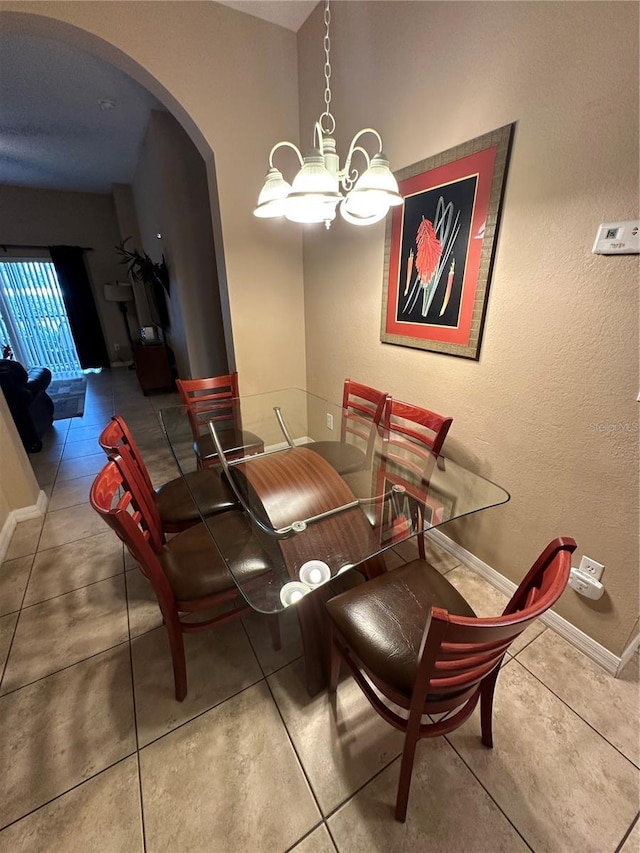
0, 2, 317, 194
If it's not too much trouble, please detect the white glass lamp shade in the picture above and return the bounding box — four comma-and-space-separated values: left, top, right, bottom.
285, 150, 342, 224
341, 153, 403, 225
254, 167, 292, 218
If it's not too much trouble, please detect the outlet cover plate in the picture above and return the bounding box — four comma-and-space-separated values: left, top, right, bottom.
579, 555, 604, 581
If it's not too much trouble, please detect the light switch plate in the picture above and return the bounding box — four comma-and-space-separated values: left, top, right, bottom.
592, 220, 639, 254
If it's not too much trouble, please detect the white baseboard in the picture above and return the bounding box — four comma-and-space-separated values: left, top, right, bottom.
427, 528, 629, 678
618, 633, 640, 676
0, 490, 48, 563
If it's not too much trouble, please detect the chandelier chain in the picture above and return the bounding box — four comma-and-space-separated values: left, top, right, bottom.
321, 0, 335, 135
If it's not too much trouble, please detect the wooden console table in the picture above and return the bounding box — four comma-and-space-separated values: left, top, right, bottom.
133, 342, 173, 394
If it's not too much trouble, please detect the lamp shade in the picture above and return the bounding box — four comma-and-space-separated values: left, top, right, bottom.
104, 282, 134, 303
253, 167, 292, 218
341, 154, 403, 225
285, 149, 342, 224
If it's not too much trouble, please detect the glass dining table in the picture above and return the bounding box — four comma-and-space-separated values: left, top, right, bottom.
159, 388, 509, 693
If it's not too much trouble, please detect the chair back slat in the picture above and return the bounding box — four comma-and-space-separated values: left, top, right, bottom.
383, 399, 453, 457
99, 415, 155, 495
417, 539, 576, 708
90, 461, 175, 602
340, 379, 388, 458
176, 373, 240, 437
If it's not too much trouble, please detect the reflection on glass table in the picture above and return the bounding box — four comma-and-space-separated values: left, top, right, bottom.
159, 388, 509, 613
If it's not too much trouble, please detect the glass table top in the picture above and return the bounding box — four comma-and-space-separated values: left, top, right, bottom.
159, 388, 509, 613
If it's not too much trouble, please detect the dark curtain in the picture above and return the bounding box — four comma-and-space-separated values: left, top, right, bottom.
49, 245, 110, 369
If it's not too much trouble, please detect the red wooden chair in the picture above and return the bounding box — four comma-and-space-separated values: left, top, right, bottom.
175, 372, 264, 468
99, 416, 237, 534
90, 454, 280, 701
310, 379, 388, 474
326, 536, 576, 821
383, 398, 452, 457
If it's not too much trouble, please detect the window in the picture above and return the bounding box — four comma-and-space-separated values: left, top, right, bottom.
0, 260, 81, 375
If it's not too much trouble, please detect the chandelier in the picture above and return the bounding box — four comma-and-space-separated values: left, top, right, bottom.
254, 0, 402, 229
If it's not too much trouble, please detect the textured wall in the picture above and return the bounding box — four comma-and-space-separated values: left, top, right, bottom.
299, 1, 639, 655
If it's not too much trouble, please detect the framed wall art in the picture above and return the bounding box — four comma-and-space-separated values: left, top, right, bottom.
380, 123, 514, 359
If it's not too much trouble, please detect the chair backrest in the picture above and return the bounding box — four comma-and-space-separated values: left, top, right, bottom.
90, 460, 176, 608
99, 415, 154, 496
176, 372, 241, 440
412, 537, 576, 716
340, 379, 388, 453
383, 399, 452, 459
373, 401, 451, 553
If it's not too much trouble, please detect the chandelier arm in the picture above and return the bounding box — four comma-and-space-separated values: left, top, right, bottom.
340, 145, 371, 191
341, 127, 382, 189
268, 141, 305, 169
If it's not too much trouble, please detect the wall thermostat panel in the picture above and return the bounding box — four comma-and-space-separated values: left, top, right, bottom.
592, 220, 639, 254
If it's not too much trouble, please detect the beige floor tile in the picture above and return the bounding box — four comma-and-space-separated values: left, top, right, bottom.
56, 452, 106, 482
449, 660, 639, 853
242, 606, 302, 675
0, 613, 18, 673
517, 630, 640, 767
5, 517, 44, 561
64, 423, 103, 443
420, 534, 463, 572
33, 443, 64, 465
125, 569, 163, 638
0, 756, 144, 853
40, 423, 69, 446
445, 564, 510, 615
68, 413, 110, 431
28, 459, 60, 488
61, 436, 103, 460
0, 645, 135, 829
124, 549, 138, 570
328, 738, 529, 851
24, 532, 124, 606
291, 825, 336, 853
621, 818, 639, 851
2, 575, 128, 693
0, 555, 33, 615
39, 502, 106, 550
139, 681, 320, 852
268, 658, 404, 815
132, 621, 262, 747
48, 473, 98, 512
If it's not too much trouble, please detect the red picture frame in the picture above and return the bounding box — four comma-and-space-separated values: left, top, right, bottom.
381, 124, 514, 359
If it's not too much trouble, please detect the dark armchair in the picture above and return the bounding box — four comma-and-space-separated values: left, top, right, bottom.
0, 360, 54, 452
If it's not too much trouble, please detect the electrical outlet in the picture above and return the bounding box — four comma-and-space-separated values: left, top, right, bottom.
579, 556, 604, 581
114, 343, 120, 353
326, 413, 334, 431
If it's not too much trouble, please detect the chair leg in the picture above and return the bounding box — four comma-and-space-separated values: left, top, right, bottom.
267, 614, 281, 651
328, 631, 341, 693
163, 614, 187, 702
395, 726, 421, 823
480, 666, 500, 748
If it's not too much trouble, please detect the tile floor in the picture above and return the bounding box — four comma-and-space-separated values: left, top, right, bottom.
0, 370, 638, 852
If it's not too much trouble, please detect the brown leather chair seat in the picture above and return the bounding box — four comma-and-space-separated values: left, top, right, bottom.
326, 560, 475, 697
154, 468, 236, 526
160, 511, 272, 601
